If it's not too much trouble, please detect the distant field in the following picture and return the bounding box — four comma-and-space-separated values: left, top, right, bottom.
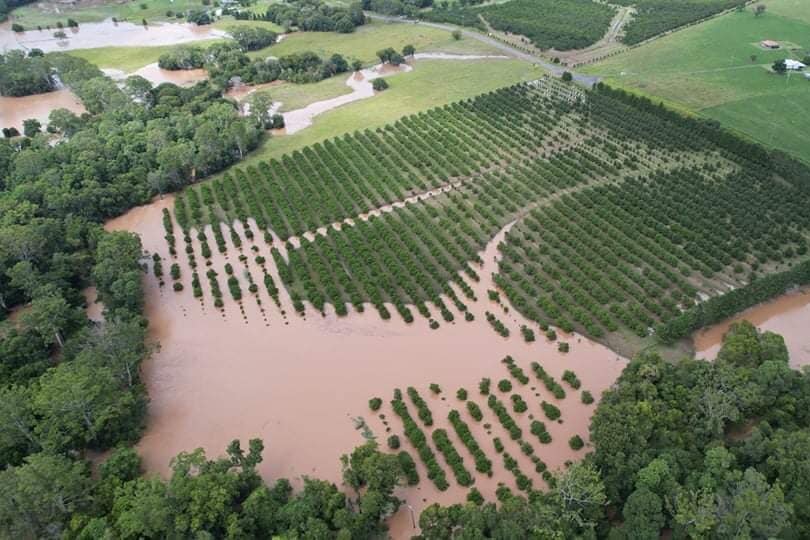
251, 19, 501, 64
585, 1, 810, 163
270, 76, 353, 112
230, 58, 540, 164
67, 42, 219, 71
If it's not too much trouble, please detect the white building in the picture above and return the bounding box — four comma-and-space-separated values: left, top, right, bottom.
784, 59, 806, 70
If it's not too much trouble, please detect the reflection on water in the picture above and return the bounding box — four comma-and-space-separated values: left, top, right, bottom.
105, 196, 626, 537
694, 288, 810, 367
0, 19, 225, 53
0, 88, 85, 131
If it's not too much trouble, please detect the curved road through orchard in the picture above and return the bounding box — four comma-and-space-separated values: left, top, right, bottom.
366, 13, 602, 87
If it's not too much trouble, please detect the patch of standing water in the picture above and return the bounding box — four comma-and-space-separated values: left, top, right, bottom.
105, 196, 626, 537
0, 19, 226, 53
694, 287, 810, 368
0, 88, 86, 131
103, 62, 208, 88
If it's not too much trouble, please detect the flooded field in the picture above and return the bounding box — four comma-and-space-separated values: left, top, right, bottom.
104, 63, 208, 88
0, 88, 86, 131
106, 196, 626, 537
694, 288, 810, 368
0, 19, 225, 52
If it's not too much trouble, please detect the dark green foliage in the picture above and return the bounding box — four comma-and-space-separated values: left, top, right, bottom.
569, 435, 584, 450
0, 50, 55, 96
372, 77, 389, 92
425, 0, 614, 50
369, 397, 382, 411
562, 369, 581, 389
591, 326, 804, 538
520, 325, 535, 342
456, 388, 468, 400
466, 487, 484, 505
466, 400, 483, 421
531, 362, 566, 399
398, 450, 419, 485
581, 390, 594, 405
541, 401, 561, 421
387, 435, 400, 449
429, 383, 442, 394
229, 26, 278, 51
497, 379, 512, 393
407, 386, 433, 426
479, 378, 491, 395
487, 395, 522, 440
448, 410, 492, 475
391, 394, 448, 490
485, 311, 510, 337
531, 420, 552, 444
511, 394, 528, 413
257, 0, 365, 33
432, 428, 474, 486
502, 355, 530, 384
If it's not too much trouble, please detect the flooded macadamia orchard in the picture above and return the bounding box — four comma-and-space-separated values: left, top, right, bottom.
104, 76, 810, 532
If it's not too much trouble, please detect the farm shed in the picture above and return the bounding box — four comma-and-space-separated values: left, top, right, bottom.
760, 40, 780, 49
784, 59, 806, 70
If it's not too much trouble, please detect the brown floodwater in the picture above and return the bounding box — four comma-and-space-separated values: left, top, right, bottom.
105, 196, 626, 538
104, 63, 209, 88
0, 88, 86, 131
694, 288, 810, 368
0, 19, 226, 52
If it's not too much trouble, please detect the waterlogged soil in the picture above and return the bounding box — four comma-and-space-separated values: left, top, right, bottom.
106, 197, 625, 538
104, 63, 208, 88
0, 19, 225, 52
694, 287, 810, 368
0, 88, 86, 131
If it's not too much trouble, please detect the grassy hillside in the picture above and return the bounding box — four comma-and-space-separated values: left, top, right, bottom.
584, 1, 810, 163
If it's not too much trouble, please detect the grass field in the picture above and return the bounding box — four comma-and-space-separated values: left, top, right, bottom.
269, 76, 353, 112
228, 58, 540, 166
585, 0, 810, 163
250, 19, 502, 64
67, 42, 221, 71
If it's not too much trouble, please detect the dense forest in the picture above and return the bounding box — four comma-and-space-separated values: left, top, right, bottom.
0, 50, 56, 97
0, 50, 266, 537
158, 41, 350, 85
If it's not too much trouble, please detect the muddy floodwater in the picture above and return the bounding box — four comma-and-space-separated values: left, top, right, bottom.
104, 63, 209, 88
0, 88, 86, 131
106, 196, 626, 537
0, 19, 225, 52
694, 288, 810, 367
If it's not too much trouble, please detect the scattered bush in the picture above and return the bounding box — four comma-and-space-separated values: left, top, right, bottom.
497, 379, 513, 393
541, 401, 561, 421
456, 388, 468, 401
369, 397, 382, 411
581, 390, 594, 405
569, 435, 584, 450
387, 435, 400, 449
562, 370, 581, 389
466, 401, 483, 422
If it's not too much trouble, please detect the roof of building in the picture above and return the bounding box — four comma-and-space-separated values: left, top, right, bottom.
761, 40, 780, 47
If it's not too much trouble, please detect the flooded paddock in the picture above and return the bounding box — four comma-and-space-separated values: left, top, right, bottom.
104, 63, 209, 88
0, 19, 226, 52
0, 88, 86, 131
106, 196, 626, 537
694, 287, 810, 368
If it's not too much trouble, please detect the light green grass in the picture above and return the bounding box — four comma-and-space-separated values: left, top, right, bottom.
249, 19, 502, 64
68, 41, 217, 71
212, 18, 285, 34
585, 0, 810, 163
269, 77, 354, 112
228, 58, 540, 167
9, 0, 206, 27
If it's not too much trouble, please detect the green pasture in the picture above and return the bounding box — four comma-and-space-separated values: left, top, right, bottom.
585, 1, 810, 163
249, 19, 501, 64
